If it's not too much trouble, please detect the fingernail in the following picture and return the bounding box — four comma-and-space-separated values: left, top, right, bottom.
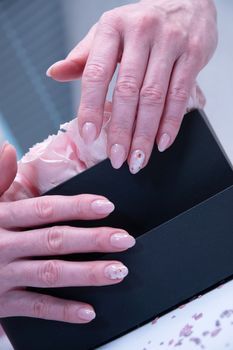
110, 144, 126, 169
104, 263, 128, 280
158, 133, 171, 152
129, 150, 145, 174
46, 67, 52, 77
78, 308, 96, 321
91, 199, 115, 214
46, 63, 56, 78
0, 141, 9, 157
82, 122, 97, 144
110, 232, 136, 249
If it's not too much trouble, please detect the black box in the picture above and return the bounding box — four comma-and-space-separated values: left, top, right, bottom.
1, 110, 233, 350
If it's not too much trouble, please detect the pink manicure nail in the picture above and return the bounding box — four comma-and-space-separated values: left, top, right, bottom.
110, 232, 135, 249
46, 67, 52, 77
91, 199, 115, 214
110, 144, 126, 169
82, 122, 97, 144
78, 308, 96, 321
104, 263, 128, 280
158, 133, 171, 152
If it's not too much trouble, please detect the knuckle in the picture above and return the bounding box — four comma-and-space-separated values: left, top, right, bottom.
86, 265, 99, 285
79, 104, 102, 119
169, 86, 189, 102
62, 303, 73, 323
84, 63, 108, 83
99, 10, 121, 29
38, 260, 61, 287
34, 197, 54, 221
140, 85, 165, 105
132, 13, 156, 34
163, 115, 182, 130
115, 78, 139, 99
46, 226, 65, 254
134, 132, 154, 146
73, 197, 84, 217
0, 204, 8, 225
165, 25, 186, 42
188, 37, 202, 58
92, 230, 105, 251
109, 123, 131, 140
0, 230, 10, 253
33, 296, 49, 319
62, 303, 76, 322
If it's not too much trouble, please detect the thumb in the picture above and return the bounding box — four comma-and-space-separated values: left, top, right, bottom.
46, 23, 97, 82
0, 142, 17, 196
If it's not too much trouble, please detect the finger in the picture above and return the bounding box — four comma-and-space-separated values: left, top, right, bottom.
78, 21, 121, 144
186, 82, 206, 112
128, 47, 176, 174
0, 194, 115, 229
46, 24, 97, 81
156, 56, 197, 152
9, 259, 129, 288
10, 226, 135, 259
1, 289, 96, 323
0, 143, 17, 196
108, 39, 150, 169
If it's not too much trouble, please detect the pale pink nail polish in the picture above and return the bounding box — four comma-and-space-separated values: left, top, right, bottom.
110, 144, 126, 169
129, 150, 145, 174
158, 133, 171, 152
78, 308, 96, 321
104, 263, 128, 280
110, 232, 136, 249
82, 122, 97, 144
91, 199, 115, 214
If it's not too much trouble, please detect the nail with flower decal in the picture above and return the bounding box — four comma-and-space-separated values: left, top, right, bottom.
129, 149, 145, 174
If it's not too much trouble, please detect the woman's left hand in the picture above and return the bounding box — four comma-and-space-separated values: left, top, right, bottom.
46, 0, 218, 174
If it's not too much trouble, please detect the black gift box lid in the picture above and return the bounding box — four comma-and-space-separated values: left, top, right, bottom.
1, 109, 233, 350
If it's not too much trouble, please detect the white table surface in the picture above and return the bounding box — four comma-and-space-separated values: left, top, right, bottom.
98, 280, 233, 350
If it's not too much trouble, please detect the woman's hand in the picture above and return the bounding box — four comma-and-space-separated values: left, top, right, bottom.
47, 0, 217, 174
0, 144, 135, 323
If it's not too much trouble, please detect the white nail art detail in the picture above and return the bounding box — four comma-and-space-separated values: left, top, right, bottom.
129, 150, 145, 174
104, 264, 128, 280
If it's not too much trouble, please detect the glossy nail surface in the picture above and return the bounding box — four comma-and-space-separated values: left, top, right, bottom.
91, 199, 115, 215
110, 232, 136, 249
110, 144, 126, 169
158, 133, 171, 152
78, 308, 96, 321
82, 122, 97, 144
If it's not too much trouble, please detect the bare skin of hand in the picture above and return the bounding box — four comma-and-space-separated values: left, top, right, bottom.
0, 143, 135, 323
47, 0, 218, 174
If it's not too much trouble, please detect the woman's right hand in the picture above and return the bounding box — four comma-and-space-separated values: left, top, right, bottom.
0, 143, 135, 323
